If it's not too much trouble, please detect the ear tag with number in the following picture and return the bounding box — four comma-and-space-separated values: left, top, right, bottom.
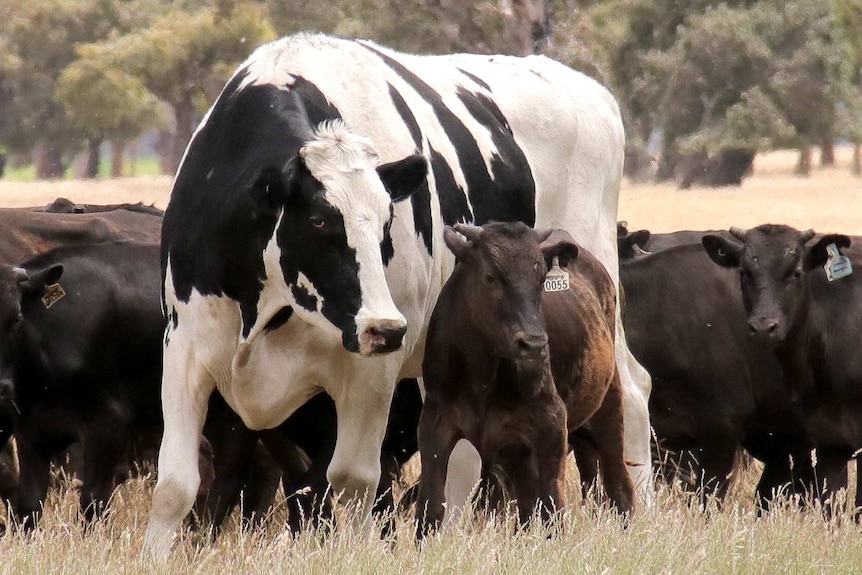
824, 243, 852, 282
41, 283, 66, 309
544, 257, 570, 292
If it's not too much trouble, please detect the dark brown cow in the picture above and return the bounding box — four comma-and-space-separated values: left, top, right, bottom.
416, 222, 633, 537
43, 197, 164, 217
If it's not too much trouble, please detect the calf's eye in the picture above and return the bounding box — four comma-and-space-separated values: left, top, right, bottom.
310, 216, 325, 229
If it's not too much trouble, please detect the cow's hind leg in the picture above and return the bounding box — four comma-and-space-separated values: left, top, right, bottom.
143, 339, 214, 563
589, 370, 635, 515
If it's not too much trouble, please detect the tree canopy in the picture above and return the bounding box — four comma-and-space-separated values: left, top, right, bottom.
1, 0, 862, 184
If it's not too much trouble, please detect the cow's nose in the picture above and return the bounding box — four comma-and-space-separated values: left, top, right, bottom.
366, 324, 407, 354
513, 331, 548, 358
748, 318, 780, 343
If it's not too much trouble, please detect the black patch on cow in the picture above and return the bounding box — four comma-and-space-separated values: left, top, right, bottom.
170, 308, 178, 328
162, 67, 356, 341
264, 306, 293, 333
386, 83, 433, 255
429, 146, 473, 225
456, 68, 492, 91
456, 87, 535, 224
288, 75, 343, 125
291, 284, 318, 312
362, 43, 534, 227
381, 206, 395, 265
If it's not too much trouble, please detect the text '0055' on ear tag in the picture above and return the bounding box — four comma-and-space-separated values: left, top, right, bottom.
544, 257, 569, 292
825, 243, 853, 282
41, 283, 66, 309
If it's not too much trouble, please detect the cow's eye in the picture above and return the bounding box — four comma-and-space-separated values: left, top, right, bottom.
483, 273, 496, 285
793, 269, 803, 279
310, 216, 326, 229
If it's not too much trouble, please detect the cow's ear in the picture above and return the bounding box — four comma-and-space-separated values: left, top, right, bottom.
702, 234, 743, 268
618, 229, 651, 259
249, 162, 293, 213
21, 264, 63, 295
377, 154, 428, 203
804, 233, 851, 270
542, 240, 579, 269
443, 226, 473, 261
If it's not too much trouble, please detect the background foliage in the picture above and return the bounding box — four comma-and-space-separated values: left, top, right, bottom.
1, 0, 861, 185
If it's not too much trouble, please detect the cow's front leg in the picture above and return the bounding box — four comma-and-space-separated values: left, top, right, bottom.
326, 371, 395, 533
80, 417, 129, 522
415, 400, 460, 540
143, 337, 214, 563
12, 433, 50, 530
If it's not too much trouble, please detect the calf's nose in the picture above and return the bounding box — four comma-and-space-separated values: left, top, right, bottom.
513, 331, 548, 358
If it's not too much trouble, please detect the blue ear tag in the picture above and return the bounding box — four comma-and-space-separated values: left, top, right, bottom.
824, 243, 852, 282
544, 257, 570, 292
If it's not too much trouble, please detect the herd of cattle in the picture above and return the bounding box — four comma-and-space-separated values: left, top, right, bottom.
0, 198, 857, 539
1, 32, 859, 561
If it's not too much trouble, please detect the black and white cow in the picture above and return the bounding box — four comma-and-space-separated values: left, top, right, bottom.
144, 33, 651, 559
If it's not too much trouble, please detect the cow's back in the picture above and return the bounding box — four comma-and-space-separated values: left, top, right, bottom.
0, 209, 161, 264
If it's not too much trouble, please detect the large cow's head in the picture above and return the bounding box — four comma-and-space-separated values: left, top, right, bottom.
702, 224, 850, 347
443, 222, 577, 359
253, 121, 427, 356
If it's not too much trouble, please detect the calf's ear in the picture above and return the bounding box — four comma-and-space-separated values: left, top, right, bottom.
702, 235, 743, 268
21, 264, 64, 295
804, 233, 852, 270
542, 240, 579, 269
443, 226, 473, 261
377, 154, 428, 203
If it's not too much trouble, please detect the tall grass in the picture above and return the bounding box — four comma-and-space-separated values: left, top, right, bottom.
0, 459, 860, 575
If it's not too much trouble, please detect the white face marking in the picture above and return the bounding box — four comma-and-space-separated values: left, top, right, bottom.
301, 121, 407, 346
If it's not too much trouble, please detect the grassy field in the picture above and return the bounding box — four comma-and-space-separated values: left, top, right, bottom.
0, 149, 860, 573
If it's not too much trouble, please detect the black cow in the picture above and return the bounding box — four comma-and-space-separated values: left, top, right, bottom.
703, 224, 862, 512
618, 241, 827, 505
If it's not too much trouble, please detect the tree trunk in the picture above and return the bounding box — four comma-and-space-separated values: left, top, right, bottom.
168, 97, 196, 175
35, 145, 66, 180
655, 144, 681, 182
852, 144, 861, 176
794, 146, 812, 176
111, 141, 125, 178
820, 140, 835, 167
0, 153, 6, 179
84, 137, 102, 179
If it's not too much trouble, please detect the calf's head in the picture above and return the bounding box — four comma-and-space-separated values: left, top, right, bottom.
443, 222, 579, 359
702, 224, 850, 346
251, 121, 427, 356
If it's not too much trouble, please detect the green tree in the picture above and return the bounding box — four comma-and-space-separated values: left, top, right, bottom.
833, 0, 862, 174
56, 47, 160, 177
65, 2, 275, 174
0, 0, 129, 178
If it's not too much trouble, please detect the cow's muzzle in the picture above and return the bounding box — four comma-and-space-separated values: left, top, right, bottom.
748, 316, 783, 346
0, 378, 19, 416
359, 320, 407, 356
512, 330, 549, 360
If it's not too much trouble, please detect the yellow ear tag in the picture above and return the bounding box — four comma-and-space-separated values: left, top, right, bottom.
41, 283, 66, 309
543, 257, 569, 292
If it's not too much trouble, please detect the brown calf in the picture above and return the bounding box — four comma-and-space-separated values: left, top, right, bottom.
416, 222, 634, 538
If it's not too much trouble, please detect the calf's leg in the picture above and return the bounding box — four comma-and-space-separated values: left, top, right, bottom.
415, 401, 460, 540
80, 420, 129, 522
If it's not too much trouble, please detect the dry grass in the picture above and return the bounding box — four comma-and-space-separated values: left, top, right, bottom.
0, 149, 861, 573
